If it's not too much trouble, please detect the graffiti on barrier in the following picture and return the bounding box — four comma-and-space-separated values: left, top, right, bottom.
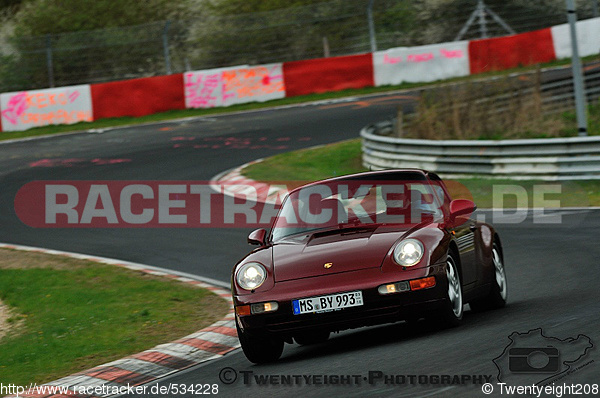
0, 85, 93, 132
184, 71, 222, 108
184, 64, 285, 109
383, 48, 465, 65
375, 42, 470, 85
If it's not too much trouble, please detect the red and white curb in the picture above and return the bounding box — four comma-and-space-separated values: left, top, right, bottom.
0, 243, 238, 398
210, 159, 289, 205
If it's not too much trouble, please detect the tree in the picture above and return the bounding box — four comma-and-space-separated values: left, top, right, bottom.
189, 0, 417, 67
1, 0, 195, 90
12, 0, 193, 36
0, 0, 23, 11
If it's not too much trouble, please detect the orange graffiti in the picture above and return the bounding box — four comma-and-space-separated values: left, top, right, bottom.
25, 91, 80, 109
20, 110, 92, 126
222, 66, 284, 101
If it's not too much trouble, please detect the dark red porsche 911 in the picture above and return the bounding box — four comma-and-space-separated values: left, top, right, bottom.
231, 169, 507, 363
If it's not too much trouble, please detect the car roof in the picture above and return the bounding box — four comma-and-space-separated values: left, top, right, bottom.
288, 169, 432, 194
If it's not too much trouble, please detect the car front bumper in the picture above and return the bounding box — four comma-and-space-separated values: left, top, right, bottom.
234, 262, 449, 339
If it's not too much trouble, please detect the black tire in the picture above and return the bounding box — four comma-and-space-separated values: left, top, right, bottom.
294, 331, 330, 346
237, 323, 284, 364
435, 251, 464, 327
470, 242, 507, 312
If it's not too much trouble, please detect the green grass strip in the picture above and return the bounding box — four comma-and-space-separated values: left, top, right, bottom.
0, 249, 229, 386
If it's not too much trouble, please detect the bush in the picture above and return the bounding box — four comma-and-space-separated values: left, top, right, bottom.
405, 69, 574, 140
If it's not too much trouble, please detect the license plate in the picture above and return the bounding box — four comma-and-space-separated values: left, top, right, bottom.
292, 291, 363, 315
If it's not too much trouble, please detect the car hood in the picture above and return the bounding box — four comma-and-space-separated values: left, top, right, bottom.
272, 225, 410, 282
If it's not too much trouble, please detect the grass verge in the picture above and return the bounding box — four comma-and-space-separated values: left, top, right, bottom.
406, 73, 600, 140
0, 248, 229, 386
2, 55, 599, 142
242, 139, 600, 208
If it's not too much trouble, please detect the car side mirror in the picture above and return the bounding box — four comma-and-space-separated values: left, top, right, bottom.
247, 228, 267, 246
448, 199, 476, 227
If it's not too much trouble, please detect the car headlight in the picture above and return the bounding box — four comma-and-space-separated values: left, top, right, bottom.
393, 239, 424, 266
236, 262, 267, 290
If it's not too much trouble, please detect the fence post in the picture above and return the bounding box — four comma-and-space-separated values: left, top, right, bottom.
163, 20, 172, 75
367, 0, 377, 52
323, 36, 330, 58
45, 34, 55, 88
477, 0, 488, 39
566, 0, 588, 136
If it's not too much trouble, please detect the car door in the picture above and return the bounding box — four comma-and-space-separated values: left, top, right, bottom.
426, 172, 478, 287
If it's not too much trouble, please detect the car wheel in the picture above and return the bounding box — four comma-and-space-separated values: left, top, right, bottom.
436, 252, 463, 327
470, 243, 507, 311
294, 331, 330, 346
236, 323, 284, 364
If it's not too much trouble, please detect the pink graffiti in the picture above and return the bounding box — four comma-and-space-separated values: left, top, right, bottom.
68, 91, 80, 103
185, 73, 220, 108
407, 53, 434, 63
440, 49, 464, 59
383, 54, 402, 64
1, 92, 28, 125
263, 72, 283, 86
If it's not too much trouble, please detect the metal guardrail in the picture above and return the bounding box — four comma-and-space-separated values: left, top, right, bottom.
361, 121, 600, 180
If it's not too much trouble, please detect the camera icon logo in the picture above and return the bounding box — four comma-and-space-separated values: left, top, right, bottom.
493, 329, 594, 386
508, 347, 560, 373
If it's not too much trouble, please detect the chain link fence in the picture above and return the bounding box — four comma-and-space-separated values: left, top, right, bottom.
0, 0, 598, 92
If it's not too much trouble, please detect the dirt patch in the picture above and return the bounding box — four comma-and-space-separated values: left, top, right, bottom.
0, 248, 92, 270
0, 299, 23, 341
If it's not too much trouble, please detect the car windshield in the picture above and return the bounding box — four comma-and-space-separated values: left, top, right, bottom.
271, 172, 445, 241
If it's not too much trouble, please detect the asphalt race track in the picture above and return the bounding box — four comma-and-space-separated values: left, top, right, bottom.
1, 90, 599, 397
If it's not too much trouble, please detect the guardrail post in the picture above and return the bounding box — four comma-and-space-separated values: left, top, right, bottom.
394, 108, 403, 137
